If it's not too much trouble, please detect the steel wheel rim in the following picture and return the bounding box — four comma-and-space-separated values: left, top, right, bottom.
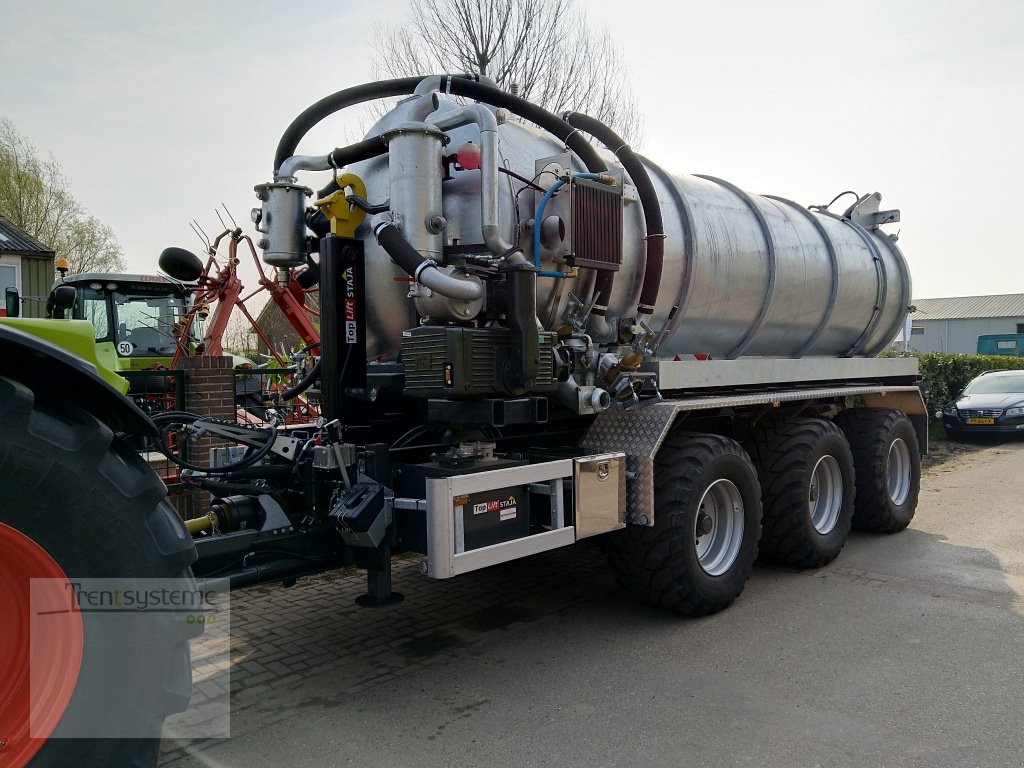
887, 438, 912, 506
0, 523, 84, 768
809, 455, 843, 534
693, 478, 745, 576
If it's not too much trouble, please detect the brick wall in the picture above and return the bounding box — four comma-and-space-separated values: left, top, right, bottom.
178, 356, 237, 519
184, 355, 238, 420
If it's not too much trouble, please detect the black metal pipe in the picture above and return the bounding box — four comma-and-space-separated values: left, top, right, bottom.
499, 265, 541, 392
199, 479, 269, 498
319, 235, 367, 426
206, 558, 340, 590
562, 111, 666, 316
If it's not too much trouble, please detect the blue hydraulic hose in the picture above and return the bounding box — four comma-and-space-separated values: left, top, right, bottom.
533, 173, 604, 278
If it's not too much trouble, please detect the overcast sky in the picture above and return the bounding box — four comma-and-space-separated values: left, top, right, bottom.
2, 0, 1021, 301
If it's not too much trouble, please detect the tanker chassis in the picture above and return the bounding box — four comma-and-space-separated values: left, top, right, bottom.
0, 75, 923, 766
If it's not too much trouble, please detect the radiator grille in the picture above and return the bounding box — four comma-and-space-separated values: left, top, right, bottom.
962, 409, 1003, 418
569, 179, 623, 271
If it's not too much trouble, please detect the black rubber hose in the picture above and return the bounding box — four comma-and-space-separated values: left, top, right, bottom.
212, 464, 294, 481
373, 219, 429, 276
275, 77, 423, 171
295, 254, 320, 288
278, 358, 322, 401
152, 412, 279, 473
591, 272, 612, 320
329, 135, 387, 168
562, 111, 666, 316
274, 75, 607, 175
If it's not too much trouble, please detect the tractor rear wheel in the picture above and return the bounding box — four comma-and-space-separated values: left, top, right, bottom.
0, 375, 200, 768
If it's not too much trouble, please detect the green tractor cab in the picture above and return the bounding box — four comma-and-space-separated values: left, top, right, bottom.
49, 272, 198, 369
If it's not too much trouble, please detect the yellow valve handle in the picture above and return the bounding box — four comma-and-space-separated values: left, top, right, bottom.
313, 173, 369, 238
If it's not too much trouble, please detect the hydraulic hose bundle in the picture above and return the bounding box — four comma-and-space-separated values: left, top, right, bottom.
151, 411, 280, 474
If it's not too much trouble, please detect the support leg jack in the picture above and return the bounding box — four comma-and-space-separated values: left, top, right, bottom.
355, 543, 404, 607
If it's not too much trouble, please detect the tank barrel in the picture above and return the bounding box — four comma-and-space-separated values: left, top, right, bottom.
254, 76, 911, 409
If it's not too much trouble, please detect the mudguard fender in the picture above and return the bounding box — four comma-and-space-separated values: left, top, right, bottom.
0, 323, 158, 437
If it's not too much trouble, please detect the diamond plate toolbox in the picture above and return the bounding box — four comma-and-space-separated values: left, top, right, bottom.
580, 401, 682, 526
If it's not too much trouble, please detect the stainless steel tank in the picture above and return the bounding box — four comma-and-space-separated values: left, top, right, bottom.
349, 96, 910, 360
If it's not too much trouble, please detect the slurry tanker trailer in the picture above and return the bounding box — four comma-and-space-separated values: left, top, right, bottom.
0, 74, 922, 766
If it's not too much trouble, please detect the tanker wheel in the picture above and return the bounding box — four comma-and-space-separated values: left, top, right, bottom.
0, 375, 201, 768
604, 432, 762, 616
834, 408, 921, 533
746, 418, 855, 569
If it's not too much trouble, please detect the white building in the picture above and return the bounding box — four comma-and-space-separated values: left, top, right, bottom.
907, 294, 1024, 354
0, 215, 56, 319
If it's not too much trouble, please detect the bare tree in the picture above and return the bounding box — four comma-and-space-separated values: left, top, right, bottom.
0, 118, 126, 274
220, 312, 261, 360
372, 0, 644, 144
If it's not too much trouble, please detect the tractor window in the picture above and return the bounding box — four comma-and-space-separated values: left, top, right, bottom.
114, 292, 186, 356
75, 288, 113, 341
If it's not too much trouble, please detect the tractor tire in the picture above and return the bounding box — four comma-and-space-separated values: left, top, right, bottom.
0, 375, 201, 768
834, 408, 921, 533
604, 432, 762, 616
746, 418, 855, 568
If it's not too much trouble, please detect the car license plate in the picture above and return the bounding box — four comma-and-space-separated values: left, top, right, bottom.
967, 418, 995, 425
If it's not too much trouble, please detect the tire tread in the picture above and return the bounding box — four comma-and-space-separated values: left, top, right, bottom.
834, 408, 920, 533
0, 376, 199, 768
747, 418, 854, 568
605, 433, 761, 616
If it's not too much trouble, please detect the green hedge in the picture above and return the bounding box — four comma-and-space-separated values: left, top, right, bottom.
883, 351, 1024, 416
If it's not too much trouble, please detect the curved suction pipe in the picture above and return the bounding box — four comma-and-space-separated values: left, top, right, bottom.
370, 213, 482, 301
557, 379, 612, 414
426, 103, 514, 257
409, 91, 440, 121
277, 154, 332, 181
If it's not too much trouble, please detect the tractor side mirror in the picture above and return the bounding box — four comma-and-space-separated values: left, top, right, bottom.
46, 285, 77, 319
4, 287, 20, 318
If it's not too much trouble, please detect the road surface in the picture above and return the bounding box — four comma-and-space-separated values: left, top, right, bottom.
162, 439, 1024, 768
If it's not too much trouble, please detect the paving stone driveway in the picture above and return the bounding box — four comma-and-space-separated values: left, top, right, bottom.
160, 542, 616, 764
